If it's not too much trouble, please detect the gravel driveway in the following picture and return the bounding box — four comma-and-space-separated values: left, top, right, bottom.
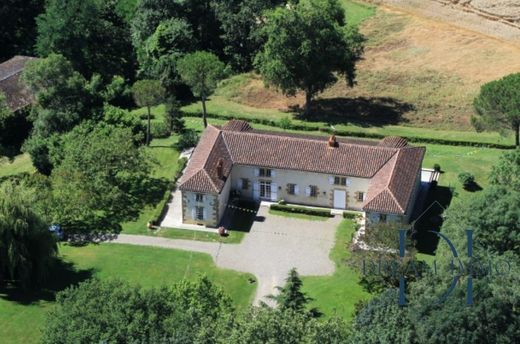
112, 206, 341, 305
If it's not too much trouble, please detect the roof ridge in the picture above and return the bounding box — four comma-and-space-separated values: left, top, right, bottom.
202, 169, 219, 192
226, 129, 400, 151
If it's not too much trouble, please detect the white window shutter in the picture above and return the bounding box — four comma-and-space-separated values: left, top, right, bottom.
203, 208, 207, 220
271, 170, 276, 177
294, 185, 300, 195
253, 182, 260, 200
346, 178, 352, 186
254, 168, 260, 177
305, 186, 311, 196
328, 176, 334, 185
271, 183, 278, 201
191, 208, 196, 219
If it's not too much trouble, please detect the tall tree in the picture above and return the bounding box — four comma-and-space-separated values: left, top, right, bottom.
141, 18, 196, 94
177, 51, 225, 128
131, 80, 165, 145
254, 0, 365, 115
42, 277, 234, 344
0, 0, 44, 60
269, 268, 320, 317
36, 0, 136, 81
489, 148, 520, 190
0, 181, 57, 289
214, 0, 284, 72
47, 122, 152, 233
21, 54, 97, 174
473, 73, 520, 147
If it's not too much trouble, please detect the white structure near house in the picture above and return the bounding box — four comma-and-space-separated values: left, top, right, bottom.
178, 120, 425, 227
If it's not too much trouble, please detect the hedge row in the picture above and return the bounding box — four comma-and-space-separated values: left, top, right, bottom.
183, 110, 515, 149
270, 204, 333, 217
342, 211, 361, 219
149, 157, 188, 227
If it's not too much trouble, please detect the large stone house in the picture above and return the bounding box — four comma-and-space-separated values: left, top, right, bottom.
178, 120, 425, 227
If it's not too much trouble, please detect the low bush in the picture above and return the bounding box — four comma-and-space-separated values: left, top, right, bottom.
139, 113, 155, 120
433, 163, 441, 172
174, 129, 199, 151
149, 157, 188, 227
270, 204, 332, 217
151, 122, 171, 139
458, 172, 475, 189
342, 211, 360, 219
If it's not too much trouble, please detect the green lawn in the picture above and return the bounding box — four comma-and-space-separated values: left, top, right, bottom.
0, 154, 34, 178
0, 243, 256, 344
156, 227, 246, 244
302, 219, 371, 320
340, 0, 376, 26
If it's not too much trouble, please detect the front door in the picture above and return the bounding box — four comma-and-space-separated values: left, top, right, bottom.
333, 189, 346, 209
259, 181, 271, 200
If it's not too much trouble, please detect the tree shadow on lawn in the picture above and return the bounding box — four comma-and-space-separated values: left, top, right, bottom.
292, 96, 415, 127
412, 185, 453, 255
0, 259, 93, 305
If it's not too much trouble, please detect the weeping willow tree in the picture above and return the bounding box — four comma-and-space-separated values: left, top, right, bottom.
0, 181, 57, 288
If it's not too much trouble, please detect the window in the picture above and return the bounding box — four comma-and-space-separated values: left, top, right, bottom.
379, 214, 387, 223
334, 176, 347, 186
260, 180, 271, 199
241, 178, 249, 190
309, 185, 318, 197
287, 183, 296, 195
357, 192, 364, 202
195, 193, 204, 202
259, 168, 272, 177
196, 206, 204, 220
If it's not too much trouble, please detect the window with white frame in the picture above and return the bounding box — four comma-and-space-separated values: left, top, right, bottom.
259, 168, 272, 177
379, 213, 387, 223
357, 192, 364, 202
334, 176, 347, 186
260, 180, 271, 199
287, 183, 296, 195
196, 206, 204, 220
309, 185, 318, 197
195, 193, 204, 202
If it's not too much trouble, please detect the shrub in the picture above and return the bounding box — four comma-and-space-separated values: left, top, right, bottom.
279, 117, 292, 129
458, 172, 475, 189
150, 122, 171, 139
342, 211, 359, 219
174, 129, 199, 150
433, 163, 441, 172
278, 199, 287, 205
139, 113, 155, 120
270, 204, 332, 217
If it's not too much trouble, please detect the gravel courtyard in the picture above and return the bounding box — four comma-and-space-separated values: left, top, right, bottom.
113, 206, 342, 305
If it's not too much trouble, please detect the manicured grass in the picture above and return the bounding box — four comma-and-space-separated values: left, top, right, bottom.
121, 135, 179, 235
268, 209, 329, 221
0, 243, 256, 344
156, 227, 246, 244
340, 0, 376, 26
0, 154, 34, 177
302, 220, 371, 320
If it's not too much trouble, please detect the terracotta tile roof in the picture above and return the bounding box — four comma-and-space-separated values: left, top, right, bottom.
0, 56, 37, 111
178, 121, 425, 214
378, 136, 409, 148
364, 147, 425, 214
